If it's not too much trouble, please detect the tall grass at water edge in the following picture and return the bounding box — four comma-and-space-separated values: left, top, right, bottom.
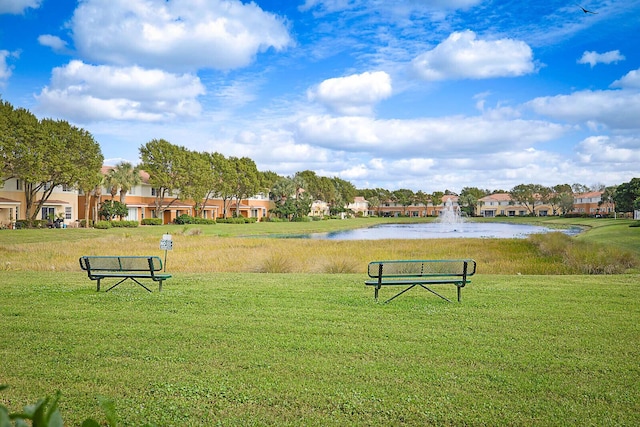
2, 225, 638, 274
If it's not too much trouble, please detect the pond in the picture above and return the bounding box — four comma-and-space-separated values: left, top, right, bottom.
302, 222, 582, 240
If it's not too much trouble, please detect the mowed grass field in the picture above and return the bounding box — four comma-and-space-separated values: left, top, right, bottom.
1, 217, 639, 425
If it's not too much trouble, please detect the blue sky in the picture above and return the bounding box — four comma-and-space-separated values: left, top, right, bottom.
1, 0, 639, 193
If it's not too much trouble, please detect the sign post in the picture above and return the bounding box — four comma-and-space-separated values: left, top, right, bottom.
160, 234, 173, 272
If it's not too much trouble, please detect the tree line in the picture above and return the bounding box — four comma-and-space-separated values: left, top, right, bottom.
2, 98, 639, 226
132, 138, 359, 220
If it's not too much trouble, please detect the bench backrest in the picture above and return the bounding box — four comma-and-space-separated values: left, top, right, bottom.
367, 259, 476, 279
79, 256, 163, 273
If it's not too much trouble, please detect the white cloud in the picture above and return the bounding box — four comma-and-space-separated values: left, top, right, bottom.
36, 60, 205, 122
38, 35, 69, 53
70, 0, 292, 72
0, 50, 12, 84
577, 50, 625, 67
411, 30, 535, 81
309, 71, 392, 115
527, 89, 640, 130
0, 0, 41, 14
611, 68, 640, 90
576, 135, 640, 164
296, 114, 567, 158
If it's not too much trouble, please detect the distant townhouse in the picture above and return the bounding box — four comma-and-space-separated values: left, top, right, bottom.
348, 196, 369, 217
477, 191, 614, 217
78, 166, 271, 224
0, 178, 79, 228
0, 166, 272, 228
476, 193, 550, 217
370, 195, 459, 217
572, 191, 614, 216
310, 200, 330, 217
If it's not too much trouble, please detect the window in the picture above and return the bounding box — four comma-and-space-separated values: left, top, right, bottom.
41, 207, 55, 220
65, 207, 72, 219
151, 188, 157, 196
16, 179, 23, 191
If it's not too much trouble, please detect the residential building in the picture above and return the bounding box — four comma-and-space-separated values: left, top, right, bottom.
477, 191, 615, 217
348, 196, 369, 217
78, 166, 272, 224
370, 195, 458, 217
0, 178, 79, 228
310, 200, 330, 217
0, 166, 271, 227
572, 191, 614, 216
477, 193, 537, 217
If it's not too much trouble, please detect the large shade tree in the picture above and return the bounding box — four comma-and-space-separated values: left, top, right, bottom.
139, 139, 183, 219
614, 178, 640, 214
229, 156, 262, 218
0, 101, 103, 224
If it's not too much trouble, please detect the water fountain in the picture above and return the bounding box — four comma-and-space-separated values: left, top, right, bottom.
437, 199, 464, 228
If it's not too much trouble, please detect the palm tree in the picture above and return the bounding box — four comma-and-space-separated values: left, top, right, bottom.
107, 162, 142, 204
104, 168, 120, 200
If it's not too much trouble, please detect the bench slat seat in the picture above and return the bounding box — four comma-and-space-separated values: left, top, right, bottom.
79, 256, 171, 292
365, 259, 476, 303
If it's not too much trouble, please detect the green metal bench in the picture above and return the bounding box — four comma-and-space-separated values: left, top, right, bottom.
79, 256, 171, 292
365, 259, 476, 303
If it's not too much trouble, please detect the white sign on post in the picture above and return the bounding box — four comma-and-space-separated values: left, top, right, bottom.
160, 234, 173, 250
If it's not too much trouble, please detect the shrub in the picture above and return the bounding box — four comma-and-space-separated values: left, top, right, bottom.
218, 217, 248, 224
293, 216, 312, 222
110, 220, 139, 228
0, 385, 119, 427
265, 217, 284, 222
322, 256, 359, 274
174, 214, 215, 225
257, 252, 293, 273
14, 220, 29, 229
141, 218, 162, 225
174, 214, 194, 224
94, 221, 112, 229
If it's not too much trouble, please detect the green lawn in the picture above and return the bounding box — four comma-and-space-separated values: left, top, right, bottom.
1, 271, 639, 426
1, 217, 639, 425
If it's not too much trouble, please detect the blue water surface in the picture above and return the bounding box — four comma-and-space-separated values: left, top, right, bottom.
304, 222, 582, 240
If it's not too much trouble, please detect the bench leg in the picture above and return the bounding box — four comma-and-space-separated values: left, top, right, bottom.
130, 278, 152, 293
457, 286, 461, 302
417, 285, 452, 303
158, 280, 163, 292
97, 279, 101, 292
106, 277, 129, 292
384, 285, 417, 303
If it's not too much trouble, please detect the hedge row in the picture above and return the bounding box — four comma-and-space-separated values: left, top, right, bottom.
94, 220, 140, 229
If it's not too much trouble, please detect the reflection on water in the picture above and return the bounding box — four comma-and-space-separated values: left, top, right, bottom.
304, 222, 582, 240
